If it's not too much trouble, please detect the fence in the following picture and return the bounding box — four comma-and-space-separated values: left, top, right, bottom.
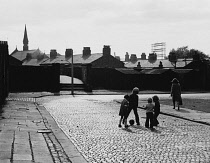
9, 64, 60, 92
0, 41, 9, 106
90, 68, 141, 90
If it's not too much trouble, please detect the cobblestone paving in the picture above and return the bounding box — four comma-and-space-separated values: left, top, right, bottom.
39, 95, 210, 163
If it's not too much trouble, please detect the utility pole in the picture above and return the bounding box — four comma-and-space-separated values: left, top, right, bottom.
71, 52, 74, 95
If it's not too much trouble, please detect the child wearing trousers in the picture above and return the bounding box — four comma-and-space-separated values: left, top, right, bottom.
152, 95, 160, 126
145, 98, 155, 129
127, 87, 140, 125
119, 95, 129, 128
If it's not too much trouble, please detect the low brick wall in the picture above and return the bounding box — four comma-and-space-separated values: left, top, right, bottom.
9, 64, 60, 92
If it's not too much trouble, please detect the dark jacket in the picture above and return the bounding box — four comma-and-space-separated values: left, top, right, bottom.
119, 98, 129, 116
129, 94, 138, 108
171, 83, 181, 101
154, 101, 160, 113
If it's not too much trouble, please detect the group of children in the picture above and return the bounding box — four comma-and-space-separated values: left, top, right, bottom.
119, 93, 160, 130
144, 95, 160, 129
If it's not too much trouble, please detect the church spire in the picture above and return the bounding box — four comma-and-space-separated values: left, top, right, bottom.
23, 24, 29, 51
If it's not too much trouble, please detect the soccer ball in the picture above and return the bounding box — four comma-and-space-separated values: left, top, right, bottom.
129, 119, 135, 126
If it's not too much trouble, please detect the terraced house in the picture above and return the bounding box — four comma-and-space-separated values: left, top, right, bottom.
8, 25, 210, 91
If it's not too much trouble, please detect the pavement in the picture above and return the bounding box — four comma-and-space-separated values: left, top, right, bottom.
0, 91, 210, 163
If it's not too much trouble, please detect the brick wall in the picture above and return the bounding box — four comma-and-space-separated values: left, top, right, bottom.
0, 41, 9, 105
9, 64, 60, 92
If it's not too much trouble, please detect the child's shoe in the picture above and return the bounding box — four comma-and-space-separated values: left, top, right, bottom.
125, 125, 129, 128
118, 124, 122, 128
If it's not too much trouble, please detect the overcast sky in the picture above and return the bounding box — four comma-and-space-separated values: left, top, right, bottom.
1, 0, 210, 58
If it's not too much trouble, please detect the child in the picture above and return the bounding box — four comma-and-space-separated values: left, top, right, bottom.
152, 95, 160, 126
127, 87, 140, 125
119, 95, 129, 128
144, 98, 155, 129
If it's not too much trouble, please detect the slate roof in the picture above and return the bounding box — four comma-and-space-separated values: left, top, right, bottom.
41, 53, 103, 65
22, 58, 49, 66
9, 55, 22, 66
115, 68, 141, 74
125, 59, 192, 68
40, 55, 66, 65
72, 53, 103, 64
11, 49, 46, 61
45, 53, 62, 58
140, 69, 169, 74
11, 50, 37, 61
140, 68, 193, 74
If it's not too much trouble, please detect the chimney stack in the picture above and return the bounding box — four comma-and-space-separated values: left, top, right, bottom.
50, 49, 57, 59
148, 53, 157, 61
130, 54, 137, 62
125, 52, 130, 62
65, 49, 73, 58
141, 53, 146, 60
83, 47, 91, 57
103, 45, 111, 56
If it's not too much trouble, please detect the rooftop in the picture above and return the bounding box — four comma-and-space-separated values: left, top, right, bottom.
41, 53, 103, 65
125, 59, 193, 68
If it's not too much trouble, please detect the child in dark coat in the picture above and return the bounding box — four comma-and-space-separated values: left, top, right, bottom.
119, 95, 129, 128
152, 95, 160, 126
127, 87, 140, 125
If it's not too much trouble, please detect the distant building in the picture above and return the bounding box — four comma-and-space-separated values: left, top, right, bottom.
41, 45, 124, 68
10, 25, 48, 66
23, 25, 29, 51
125, 58, 192, 69
123, 51, 193, 69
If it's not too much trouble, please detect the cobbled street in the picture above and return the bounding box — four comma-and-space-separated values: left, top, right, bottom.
38, 95, 210, 163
